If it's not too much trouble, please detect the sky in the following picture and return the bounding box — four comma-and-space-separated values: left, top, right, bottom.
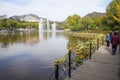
0, 0, 112, 21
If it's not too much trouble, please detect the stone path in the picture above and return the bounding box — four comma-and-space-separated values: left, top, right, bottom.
66, 45, 120, 80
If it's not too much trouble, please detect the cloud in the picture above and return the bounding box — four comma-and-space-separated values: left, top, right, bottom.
0, 0, 112, 21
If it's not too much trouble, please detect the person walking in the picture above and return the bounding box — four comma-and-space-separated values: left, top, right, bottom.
106, 33, 111, 47
111, 32, 119, 55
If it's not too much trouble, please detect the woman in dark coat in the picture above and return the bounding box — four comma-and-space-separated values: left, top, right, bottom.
111, 32, 119, 55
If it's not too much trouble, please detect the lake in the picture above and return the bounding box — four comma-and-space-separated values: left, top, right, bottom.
0, 30, 81, 80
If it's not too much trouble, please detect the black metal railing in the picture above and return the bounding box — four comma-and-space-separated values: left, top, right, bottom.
52, 36, 104, 80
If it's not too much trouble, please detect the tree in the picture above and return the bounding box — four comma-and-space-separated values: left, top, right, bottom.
91, 17, 101, 29
1, 19, 7, 29
106, 0, 120, 30
66, 14, 81, 31
112, 0, 120, 23
80, 17, 93, 30
0, 19, 3, 29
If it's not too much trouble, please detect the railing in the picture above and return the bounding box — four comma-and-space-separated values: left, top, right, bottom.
118, 32, 120, 54
51, 34, 104, 80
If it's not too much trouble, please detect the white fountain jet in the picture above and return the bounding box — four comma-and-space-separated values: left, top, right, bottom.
39, 19, 43, 42
52, 22, 56, 32
39, 19, 43, 32
47, 19, 50, 31
52, 22, 56, 39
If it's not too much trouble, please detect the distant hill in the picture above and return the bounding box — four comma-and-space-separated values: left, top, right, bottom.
85, 12, 106, 17
0, 15, 7, 19
10, 15, 22, 20
6, 12, 106, 22
9, 14, 47, 22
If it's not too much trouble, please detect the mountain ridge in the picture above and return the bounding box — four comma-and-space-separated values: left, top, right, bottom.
84, 12, 106, 17
1, 12, 106, 22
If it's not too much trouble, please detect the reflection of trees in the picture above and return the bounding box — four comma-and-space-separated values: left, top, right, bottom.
56, 32, 64, 37
42, 32, 52, 41
41, 31, 65, 41
67, 36, 88, 51
67, 36, 79, 51
0, 31, 39, 48
56, 31, 66, 38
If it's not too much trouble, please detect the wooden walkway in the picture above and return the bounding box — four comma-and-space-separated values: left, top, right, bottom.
66, 45, 120, 80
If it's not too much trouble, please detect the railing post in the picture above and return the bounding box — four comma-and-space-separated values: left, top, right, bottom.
54, 60, 59, 80
97, 38, 99, 50
89, 41, 92, 59
68, 50, 71, 78
118, 32, 120, 54
102, 37, 104, 45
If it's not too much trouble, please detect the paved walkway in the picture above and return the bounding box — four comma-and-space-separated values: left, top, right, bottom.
66, 45, 120, 80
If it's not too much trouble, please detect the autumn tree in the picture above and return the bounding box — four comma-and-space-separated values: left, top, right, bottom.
66, 14, 81, 31
106, 0, 120, 30
80, 16, 94, 30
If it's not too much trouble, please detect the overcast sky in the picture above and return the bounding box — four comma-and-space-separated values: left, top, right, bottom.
0, 0, 112, 21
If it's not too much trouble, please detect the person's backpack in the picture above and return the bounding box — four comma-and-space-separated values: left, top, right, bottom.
106, 36, 111, 41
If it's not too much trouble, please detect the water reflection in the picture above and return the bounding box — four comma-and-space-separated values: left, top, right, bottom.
0, 30, 66, 49
67, 35, 88, 51
0, 31, 39, 48
0, 30, 69, 80
0, 30, 85, 80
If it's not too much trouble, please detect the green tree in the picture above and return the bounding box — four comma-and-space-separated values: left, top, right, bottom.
80, 17, 94, 30
106, 0, 120, 30
99, 16, 111, 30
6, 19, 19, 30
91, 17, 101, 30
1, 19, 7, 29
66, 14, 81, 31
112, 0, 120, 23
0, 19, 3, 29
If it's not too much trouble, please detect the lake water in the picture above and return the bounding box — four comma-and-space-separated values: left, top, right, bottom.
0, 30, 81, 80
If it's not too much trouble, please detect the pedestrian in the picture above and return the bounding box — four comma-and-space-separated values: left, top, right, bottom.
109, 31, 112, 37
111, 32, 120, 55
106, 33, 111, 47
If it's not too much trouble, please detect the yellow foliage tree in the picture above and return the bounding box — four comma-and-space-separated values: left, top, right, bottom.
112, 1, 120, 23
